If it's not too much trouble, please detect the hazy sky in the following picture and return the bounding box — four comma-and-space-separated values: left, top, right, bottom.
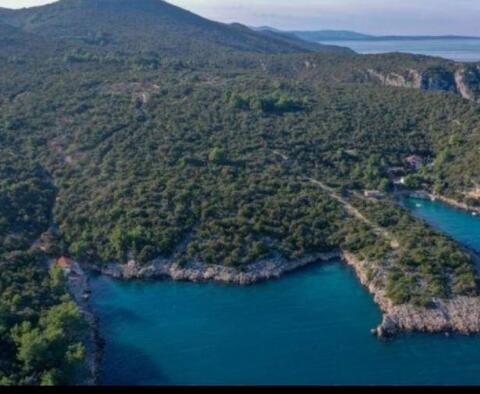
1, 0, 479, 35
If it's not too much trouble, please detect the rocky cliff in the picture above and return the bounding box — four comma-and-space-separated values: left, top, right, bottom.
365, 64, 480, 102
265, 54, 480, 104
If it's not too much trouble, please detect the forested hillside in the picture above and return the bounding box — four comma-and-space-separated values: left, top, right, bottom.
0, 156, 88, 385
2, 0, 480, 385
0, 0, 351, 56
2, 47, 480, 294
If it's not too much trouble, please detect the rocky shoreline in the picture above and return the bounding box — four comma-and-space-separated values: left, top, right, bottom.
408, 190, 480, 215
84, 248, 480, 339
400, 189, 480, 269
341, 252, 480, 338
87, 251, 342, 285
53, 259, 103, 385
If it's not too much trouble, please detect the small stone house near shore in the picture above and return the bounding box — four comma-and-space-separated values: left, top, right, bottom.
56, 256, 76, 275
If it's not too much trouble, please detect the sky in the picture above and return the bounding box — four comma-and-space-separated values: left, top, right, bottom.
1, 0, 479, 36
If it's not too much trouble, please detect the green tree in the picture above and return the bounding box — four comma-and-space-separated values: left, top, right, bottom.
208, 148, 227, 164
11, 302, 87, 384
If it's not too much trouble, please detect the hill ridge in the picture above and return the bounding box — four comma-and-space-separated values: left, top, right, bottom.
0, 0, 352, 56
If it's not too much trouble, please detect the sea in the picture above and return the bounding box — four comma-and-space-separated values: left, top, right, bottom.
91, 197, 480, 385
320, 39, 480, 62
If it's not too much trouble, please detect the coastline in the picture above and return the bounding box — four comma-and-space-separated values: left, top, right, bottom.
54, 259, 103, 385
64, 184, 480, 344
342, 252, 480, 338
406, 190, 480, 215
400, 188, 480, 267
86, 251, 342, 285
83, 247, 480, 339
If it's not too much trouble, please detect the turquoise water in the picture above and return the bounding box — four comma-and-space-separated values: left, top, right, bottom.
91, 197, 480, 385
405, 197, 480, 252
321, 39, 480, 62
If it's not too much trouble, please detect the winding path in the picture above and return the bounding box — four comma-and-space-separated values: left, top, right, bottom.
272, 149, 398, 247
303, 177, 400, 249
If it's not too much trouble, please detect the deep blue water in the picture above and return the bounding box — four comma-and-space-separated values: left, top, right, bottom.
321, 39, 480, 62
91, 197, 480, 385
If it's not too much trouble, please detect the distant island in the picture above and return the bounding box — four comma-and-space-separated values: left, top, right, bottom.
253, 26, 480, 43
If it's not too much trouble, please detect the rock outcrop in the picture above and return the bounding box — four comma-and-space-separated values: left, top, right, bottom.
454, 65, 480, 101
366, 68, 423, 89
366, 65, 480, 103
94, 251, 341, 285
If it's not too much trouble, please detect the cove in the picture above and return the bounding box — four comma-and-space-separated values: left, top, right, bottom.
91, 197, 480, 385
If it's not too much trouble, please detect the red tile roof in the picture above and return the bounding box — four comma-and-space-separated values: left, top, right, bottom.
57, 256, 74, 269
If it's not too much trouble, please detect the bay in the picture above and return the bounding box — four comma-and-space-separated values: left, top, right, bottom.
91, 196, 480, 385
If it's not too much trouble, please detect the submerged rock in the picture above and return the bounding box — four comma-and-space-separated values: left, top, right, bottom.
374, 316, 398, 338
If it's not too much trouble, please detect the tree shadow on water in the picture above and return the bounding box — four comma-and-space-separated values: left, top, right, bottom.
100, 341, 171, 385
97, 303, 150, 326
